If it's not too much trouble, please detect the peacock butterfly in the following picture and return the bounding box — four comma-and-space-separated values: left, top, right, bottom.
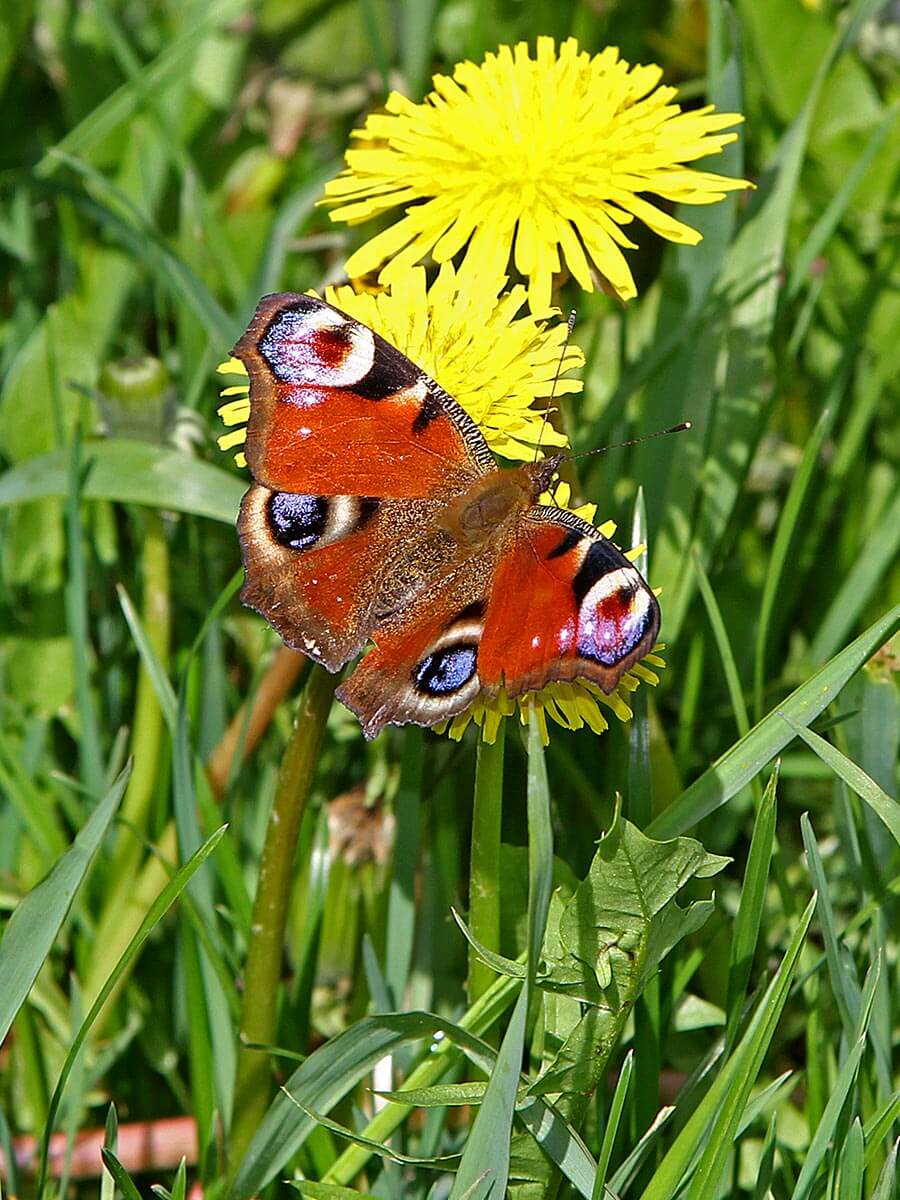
232, 293, 660, 738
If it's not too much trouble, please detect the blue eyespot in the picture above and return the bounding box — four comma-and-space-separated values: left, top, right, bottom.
413, 644, 478, 696
267, 492, 327, 551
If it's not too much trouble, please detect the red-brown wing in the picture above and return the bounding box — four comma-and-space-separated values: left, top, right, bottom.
234, 293, 493, 498
478, 508, 660, 696
238, 483, 445, 671
337, 563, 493, 740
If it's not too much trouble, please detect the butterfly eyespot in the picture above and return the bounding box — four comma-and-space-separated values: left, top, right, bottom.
413, 644, 478, 696
259, 304, 375, 387
267, 492, 327, 551
576, 568, 653, 666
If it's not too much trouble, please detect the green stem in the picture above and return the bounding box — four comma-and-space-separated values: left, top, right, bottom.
112, 511, 171, 863
467, 724, 506, 1005
228, 664, 336, 1169
86, 512, 170, 1017
322, 968, 521, 1187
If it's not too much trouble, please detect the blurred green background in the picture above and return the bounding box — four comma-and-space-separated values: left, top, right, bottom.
0, 1, 898, 1197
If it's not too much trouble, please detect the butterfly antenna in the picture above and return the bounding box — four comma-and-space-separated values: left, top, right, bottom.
561, 422, 692, 464
533, 309, 577, 464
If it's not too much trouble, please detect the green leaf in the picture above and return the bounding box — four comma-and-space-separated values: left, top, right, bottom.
230, 1011, 498, 1199
753, 406, 836, 718
692, 547, 751, 741
0, 763, 130, 1046
286, 1097, 461, 1167
837, 1118, 864, 1200
0, 441, 245, 524
786, 716, 900, 846
542, 810, 728, 1007
863, 1096, 900, 1168
100, 1149, 144, 1200
374, 1081, 492, 1108
35, 0, 254, 171
786, 105, 899, 300
649, 602, 900, 837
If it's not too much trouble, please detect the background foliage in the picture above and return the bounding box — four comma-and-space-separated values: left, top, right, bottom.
0, 1, 898, 1197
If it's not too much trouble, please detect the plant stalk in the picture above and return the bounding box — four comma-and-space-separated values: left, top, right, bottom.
467, 724, 506, 1005
228, 664, 336, 1169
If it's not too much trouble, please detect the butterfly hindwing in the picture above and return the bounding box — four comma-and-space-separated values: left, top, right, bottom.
477, 508, 660, 697
239, 483, 448, 671
234, 293, 493, 498
337, 570, 492, 739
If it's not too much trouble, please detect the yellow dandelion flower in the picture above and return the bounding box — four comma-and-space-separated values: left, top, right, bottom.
322, 37, 750, 311
217, 265, 662, 741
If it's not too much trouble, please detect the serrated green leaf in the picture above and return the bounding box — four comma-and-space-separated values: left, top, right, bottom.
543, 811, 727, 1007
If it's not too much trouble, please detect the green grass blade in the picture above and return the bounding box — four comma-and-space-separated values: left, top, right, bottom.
46, 152, 235, 344
99, 1149, 144, 1200
836, 1117, 864, 1200
467, 725, 506, 1004
36, 824, 227, 1197
649, 602, 900, 837
786, 717, 900, 846
0, 764, 129, 1045
809, 482, 900, 665
692, 547, 751, 740
800, 814, 861, 1041
786, 106, 899, 300
292, 1185, 379, 1200
35, 0, 253, 172
592, 1050, 634, 1200
386, 733, 424, 1008
871, 1139, 898, 1200
117, 583, 178, 732
752, 1114, 778, 1200
641, 895, 815, 1200
753, 405, 835, 718
234, 1001, 514, 1197
725, 763, 779, 1047
864, 1096, 900, 1168
608, 1106, 675, 1194
64, 427, 105, 799
790, 1037, 867, 1200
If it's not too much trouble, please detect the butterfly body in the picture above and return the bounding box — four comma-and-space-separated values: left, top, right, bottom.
233, 293, 660, 738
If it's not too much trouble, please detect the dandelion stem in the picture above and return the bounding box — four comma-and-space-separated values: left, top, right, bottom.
467, 723, 506, 1006
228, 663, 336, 1170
